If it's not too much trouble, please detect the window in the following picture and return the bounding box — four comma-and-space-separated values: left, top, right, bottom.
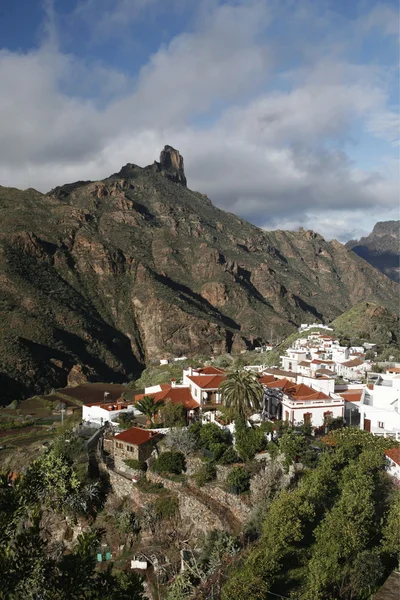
303, 413, 312, 425
116, 442, 123, 449
285, 411, 289, 422
195, 388, 198, 397
378, 421, 384, 429
288, 362, 293, 371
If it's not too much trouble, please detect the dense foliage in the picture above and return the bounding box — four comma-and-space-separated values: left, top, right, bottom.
151, 451, 186, 475
219, 370, 263, 420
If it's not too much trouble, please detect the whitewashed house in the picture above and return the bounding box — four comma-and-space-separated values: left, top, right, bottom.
337, 358, 372, 380
82, 399, 137, 427
332, 346, 350, 363
358, 375, 400, 438
280, 350, 308, 373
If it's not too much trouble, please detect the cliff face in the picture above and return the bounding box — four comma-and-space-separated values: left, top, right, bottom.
0, 146, 398, 401
346, 221, 400, 282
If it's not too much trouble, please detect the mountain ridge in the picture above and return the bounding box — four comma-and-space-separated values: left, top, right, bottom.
0, 146, 398, 402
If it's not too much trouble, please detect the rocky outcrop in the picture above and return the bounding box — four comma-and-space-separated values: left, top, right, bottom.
156, 145, 187, 186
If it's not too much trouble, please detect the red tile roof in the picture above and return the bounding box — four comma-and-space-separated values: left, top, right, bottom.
341, 358, 365, 368
265, 379, 330, 401
339, 390, 363, 402
198, 366, 226, 375
258, 374, 277, 384
115, 427, 159, 446
388, 367, 400, 373
385, 447, 400, 466
187, 374, 227, 389
311, 359, 334, 365
135, 385, 199, 410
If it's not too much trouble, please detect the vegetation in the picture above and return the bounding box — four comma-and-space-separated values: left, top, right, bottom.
331, 301, 399, 347
151, 451, 186, 475
227, 466, 250, 495
194, 461, 217, 487
123, 459, 147, 471
135, 395, 162, 425
221, 429, 399, 600
219, 370, 263, 420
234, 418, 267, 461
160, 400, 187, 427
164, 427, 198, 455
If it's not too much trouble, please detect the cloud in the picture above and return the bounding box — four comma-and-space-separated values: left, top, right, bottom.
0, 0, 398, 243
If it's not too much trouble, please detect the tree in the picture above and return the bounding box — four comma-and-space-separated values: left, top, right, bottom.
227, 466, 250, 494
119, 412, 135, 428
135, 395, 163, 425
151, 451, 186, 475
234, 418, 266, 461
219, 370, 263, 420
165, 428, 198, 456
161, 400, 186, 427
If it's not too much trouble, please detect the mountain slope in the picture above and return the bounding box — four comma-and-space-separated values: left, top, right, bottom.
0, 146, 398, 401
331, 302, 399, 345
346, 221, 400, 282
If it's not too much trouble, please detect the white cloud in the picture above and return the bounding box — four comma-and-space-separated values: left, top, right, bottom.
0, 0, 398, 242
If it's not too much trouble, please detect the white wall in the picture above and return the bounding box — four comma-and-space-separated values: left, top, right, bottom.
82, 404, 137, 425
282, 398, 344, 428
386, 457, 400, 480
296, 375, 335, 395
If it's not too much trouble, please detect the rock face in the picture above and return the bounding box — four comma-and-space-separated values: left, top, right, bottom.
0, 149, 398, 402
346, 221, 400, 282
156, 145, 187, 186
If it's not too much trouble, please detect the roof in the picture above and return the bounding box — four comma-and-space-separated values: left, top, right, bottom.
311, 359, 334, 365
85, 400, 130, 411
298, 361, 311, 367
114, 427, 159, 446
339, 390, 363, 402
265, 379, 331, 401
135, 385, 199, 410
341, 358, 365, 368
388, 367, 400, 373
262, 368, 297, 378
258, 374, 277, 384
385, 447, 400, 466
197, 366, 226, 375
187, 374, 227, 389
315, 368, 335, 375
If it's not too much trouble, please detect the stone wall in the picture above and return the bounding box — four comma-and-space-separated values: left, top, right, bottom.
203, 485, 252, 522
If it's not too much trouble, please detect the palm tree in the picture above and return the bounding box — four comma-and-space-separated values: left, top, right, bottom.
135, 395, 163, 425
219, 370, 263, 420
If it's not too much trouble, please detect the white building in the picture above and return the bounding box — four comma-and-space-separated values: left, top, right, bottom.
337, 358, 372, 380
331, 346, 350, 363
280, 350, 308, 373
82, 399, 137, 427
358, 374, 400, 438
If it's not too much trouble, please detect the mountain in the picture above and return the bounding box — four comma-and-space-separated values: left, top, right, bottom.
346, 221, 400, 282
0, 146, 398, 402
331, 302, 399, 346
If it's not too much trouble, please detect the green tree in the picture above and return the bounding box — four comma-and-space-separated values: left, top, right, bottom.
135, 395, 163, 425
161, 399, 186, 427
219, 370, 263, 420
234, 418, 266, 460
151, 451, 186, 475
227, 466, 250, 494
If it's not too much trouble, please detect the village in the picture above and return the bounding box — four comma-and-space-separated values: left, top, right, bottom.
81, 324, 400, 482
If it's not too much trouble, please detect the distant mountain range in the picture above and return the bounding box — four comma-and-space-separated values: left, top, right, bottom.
0, 146, 398, 401
346, 221, 400, 283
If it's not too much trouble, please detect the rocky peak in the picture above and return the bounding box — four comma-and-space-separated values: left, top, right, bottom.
156, 145, 187, 186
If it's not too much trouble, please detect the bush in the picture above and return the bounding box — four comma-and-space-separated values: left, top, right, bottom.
208, 442, 227, 461
124, 459, 147, 472
219, 446, 240, 465
235, 419, 266, 461
151, 451, 186, 475
153, 495, 179, 520
195, 462, 217, 487
227, 466, 250, 495
161, 401, 187, 427
199, 423, 229, 448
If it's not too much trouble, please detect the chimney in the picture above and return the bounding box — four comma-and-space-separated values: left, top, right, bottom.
170, 379, 176, 388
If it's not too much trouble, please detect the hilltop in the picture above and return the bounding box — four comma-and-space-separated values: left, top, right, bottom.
346, 221, 400, 282
0, 146, 398, 402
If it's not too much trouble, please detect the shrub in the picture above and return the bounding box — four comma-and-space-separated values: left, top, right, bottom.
195, 462, 217, 487
235, 419, 266, 461
208, 442, 227, 461
161, 401, 187, 427
151, 451, 186, 475
227, 466, 250, 495
153, 495, 179, 520
124, 459, 147, 472
199, 423, 229, 448
219, 446, 240, 465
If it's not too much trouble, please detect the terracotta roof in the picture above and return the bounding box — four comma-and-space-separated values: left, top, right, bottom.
311, 359, 334, 365
339, 390, 363, 402
198, 366, 226, 375
262, 368, 297, 378
385, 447, 400, 466
388, 367, 400, 373
315, 368, 335, 375
258, 374, 277, 384
187, 374, 227, 389
135, 386, 199, 410
86, 401, 130, 411
265, 379, 330, 401
341, 358, 364, 368
298, 361, 311, 367
115, 427, 159, 446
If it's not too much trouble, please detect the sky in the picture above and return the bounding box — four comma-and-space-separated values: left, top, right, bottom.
0, 0, 399, 241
